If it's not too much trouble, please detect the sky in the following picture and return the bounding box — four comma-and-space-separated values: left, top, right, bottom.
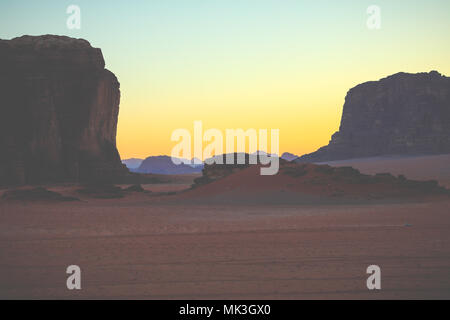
1, 0, 450, 159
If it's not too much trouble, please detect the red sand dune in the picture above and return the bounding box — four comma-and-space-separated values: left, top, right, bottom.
173, 162, 449, 204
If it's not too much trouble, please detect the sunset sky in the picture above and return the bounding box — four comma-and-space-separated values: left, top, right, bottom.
1, 0, 450, 159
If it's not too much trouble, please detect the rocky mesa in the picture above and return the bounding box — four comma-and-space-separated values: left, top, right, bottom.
296, 71, 450, 162
0, 35, 128, 185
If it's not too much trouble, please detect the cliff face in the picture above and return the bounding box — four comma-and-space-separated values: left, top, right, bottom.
297, 71, 450, 162
0, 35, 128, 185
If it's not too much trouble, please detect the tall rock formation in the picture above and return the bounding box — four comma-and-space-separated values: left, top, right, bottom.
296, 71, 450, 162
0, 35, 128, 185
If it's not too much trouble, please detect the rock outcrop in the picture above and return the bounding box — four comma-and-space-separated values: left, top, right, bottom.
136, 156, 203, 175
0, 35, 128, 185
296, 71, 450, 162
193, 153, 287, 187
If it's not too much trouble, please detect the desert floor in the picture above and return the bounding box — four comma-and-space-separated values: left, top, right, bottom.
1, 155, 450, 299
1, 193, 449, 299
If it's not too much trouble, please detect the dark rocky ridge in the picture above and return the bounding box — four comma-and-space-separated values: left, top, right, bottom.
136, 156, 203, 175
193, 153, 288, 187
296, 71, 450, 162
0, 35, 128, 185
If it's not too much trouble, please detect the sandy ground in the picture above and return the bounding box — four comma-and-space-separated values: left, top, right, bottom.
1, 192, 449, 299
1, 155, 449, 300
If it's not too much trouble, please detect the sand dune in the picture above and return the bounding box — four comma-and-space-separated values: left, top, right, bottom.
172, 162, 449, 205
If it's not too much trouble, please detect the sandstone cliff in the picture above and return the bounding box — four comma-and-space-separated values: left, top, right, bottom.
296, 71, 450, 162
0, 35, 128, 185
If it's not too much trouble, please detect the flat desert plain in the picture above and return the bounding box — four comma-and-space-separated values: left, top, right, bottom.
1, 155, 450, 299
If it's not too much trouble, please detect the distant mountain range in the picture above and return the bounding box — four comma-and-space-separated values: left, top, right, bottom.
281, 152, 299, 161
123, 156, 204, 175
122, 152, 283, 175
124, 71, 450, 175
121, 158, 143, 169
